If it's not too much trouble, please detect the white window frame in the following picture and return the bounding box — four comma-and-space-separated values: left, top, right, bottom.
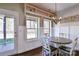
43, 18, 52, 37
26, 15, 39, 40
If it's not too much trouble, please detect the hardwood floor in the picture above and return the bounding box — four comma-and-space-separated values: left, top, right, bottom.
13, 47, 42, 56
12, 46, 79, 56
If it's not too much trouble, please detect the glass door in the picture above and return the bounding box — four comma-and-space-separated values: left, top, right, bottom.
6, 17, 14, 45
0, 15, 15, 52
0, 15, 4, 46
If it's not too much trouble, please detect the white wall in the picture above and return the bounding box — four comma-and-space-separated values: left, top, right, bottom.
0, 3, 41, 55
18, 26, 41, 53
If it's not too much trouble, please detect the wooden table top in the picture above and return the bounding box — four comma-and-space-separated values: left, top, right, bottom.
50, 37, 72, 44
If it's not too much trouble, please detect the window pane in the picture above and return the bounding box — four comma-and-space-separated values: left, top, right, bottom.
0, 16, 3, 45
26, 20, 30, 28
35, 21, 37, 28
44, 20, 49, 28
31, 21, 35, 28
6, 17, 14, 49
6, 17, 14, 39
44, 19, 50, 35
27, 29, 37, 39
44, 29, 49, 34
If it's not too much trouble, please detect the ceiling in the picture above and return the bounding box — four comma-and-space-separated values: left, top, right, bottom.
32, 3, 78, 12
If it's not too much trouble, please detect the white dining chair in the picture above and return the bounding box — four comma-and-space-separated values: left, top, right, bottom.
40, 33, 57, 56
59, 37, 78, 56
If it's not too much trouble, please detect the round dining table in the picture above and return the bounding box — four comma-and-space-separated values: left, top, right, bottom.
51, 37, 72, 44
50, 37, 72, 56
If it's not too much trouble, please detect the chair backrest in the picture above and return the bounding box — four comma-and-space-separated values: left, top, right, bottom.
40, 33, 51, 56
70, 37, 78, 56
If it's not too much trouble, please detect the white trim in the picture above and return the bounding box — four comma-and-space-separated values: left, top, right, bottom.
25, 10, 51, 19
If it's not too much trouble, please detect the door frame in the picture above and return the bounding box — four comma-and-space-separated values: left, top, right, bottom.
0, 9, 19, 55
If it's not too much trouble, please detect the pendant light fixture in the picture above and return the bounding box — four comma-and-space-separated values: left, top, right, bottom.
52, 3, 62, 24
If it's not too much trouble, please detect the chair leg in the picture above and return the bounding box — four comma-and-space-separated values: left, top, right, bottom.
54, 50, 58, 56
72, 51, 75, 56
56, 50, 58, 56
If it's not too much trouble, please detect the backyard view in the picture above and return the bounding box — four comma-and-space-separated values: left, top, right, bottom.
0, 15, 14, 52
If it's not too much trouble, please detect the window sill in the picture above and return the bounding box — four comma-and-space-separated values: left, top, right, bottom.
26, 38, 38, 42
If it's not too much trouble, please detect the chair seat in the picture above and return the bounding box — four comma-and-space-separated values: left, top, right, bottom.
59, 46, 71, 52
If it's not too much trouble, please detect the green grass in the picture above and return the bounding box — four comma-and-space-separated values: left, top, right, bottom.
0, 38, 14, 45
